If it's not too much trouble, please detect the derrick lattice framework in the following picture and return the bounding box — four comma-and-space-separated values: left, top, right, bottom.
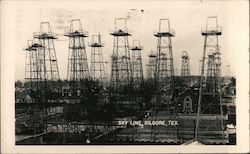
206, 52, 221, 92
131, 40, 144, 106
131, 40, 144, 89
226, 65, 231, 77
154, 19, 175, 110
24, 40, 39, 86
89, 34, 105, 83
24, 39, 43, 134
64, 19, 89, 97
32, 22, 60, 133
195, 16, 226, 143
146, 50, 157, 80
149, 19, 177, 142
110, 18, 132, 104
181, 51, 190, 76
34, 22, 60, 101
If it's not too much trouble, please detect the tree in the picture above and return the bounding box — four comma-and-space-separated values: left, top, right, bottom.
15, 80, 23, 88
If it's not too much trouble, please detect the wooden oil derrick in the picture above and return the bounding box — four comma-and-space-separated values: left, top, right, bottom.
32, 22, 61, 134
195, 16, 227, 144
109, 18, 133, 116
89, 34, 105, 84
146, 50, 157, 80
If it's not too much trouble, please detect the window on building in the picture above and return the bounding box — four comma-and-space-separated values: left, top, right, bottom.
183, 96, 193, 114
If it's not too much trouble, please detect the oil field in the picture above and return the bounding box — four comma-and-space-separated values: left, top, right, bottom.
15, 16, 236, 145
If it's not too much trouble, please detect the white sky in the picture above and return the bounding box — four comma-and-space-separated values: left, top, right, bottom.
3, 0, 248, 81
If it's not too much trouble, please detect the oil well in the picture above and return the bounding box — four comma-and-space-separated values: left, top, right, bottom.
15, 16, 236, 145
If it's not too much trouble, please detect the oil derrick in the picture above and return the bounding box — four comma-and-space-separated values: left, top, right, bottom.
33, 22, 60, 133
226, 65, 230, 77
64, 19, 89, 99
34, 22, 60, 100
195, 16, 227, 144
24, 39, 44, 93
181, 51, 190, 76
154, 19, 175, 112
64, 19, 90, 142
89, 34, 105, 83
24, 40, 38, 93
150, 19, 177, 142
24, 39, 41, 134
131, 40, 144, 89
225, 65, 231, 78
110, 18, 132, 114
146, 50, 157, 80
206, 52, 221, 92
131, 40, 144, 108
181, 51, 191, 86
24, 39, 42, 108
104, 61, 109, 84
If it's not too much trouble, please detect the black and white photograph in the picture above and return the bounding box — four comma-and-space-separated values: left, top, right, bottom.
1, 0, 249, 153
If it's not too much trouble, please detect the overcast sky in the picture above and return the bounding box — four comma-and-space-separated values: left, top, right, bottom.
4, 0, 248, 81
